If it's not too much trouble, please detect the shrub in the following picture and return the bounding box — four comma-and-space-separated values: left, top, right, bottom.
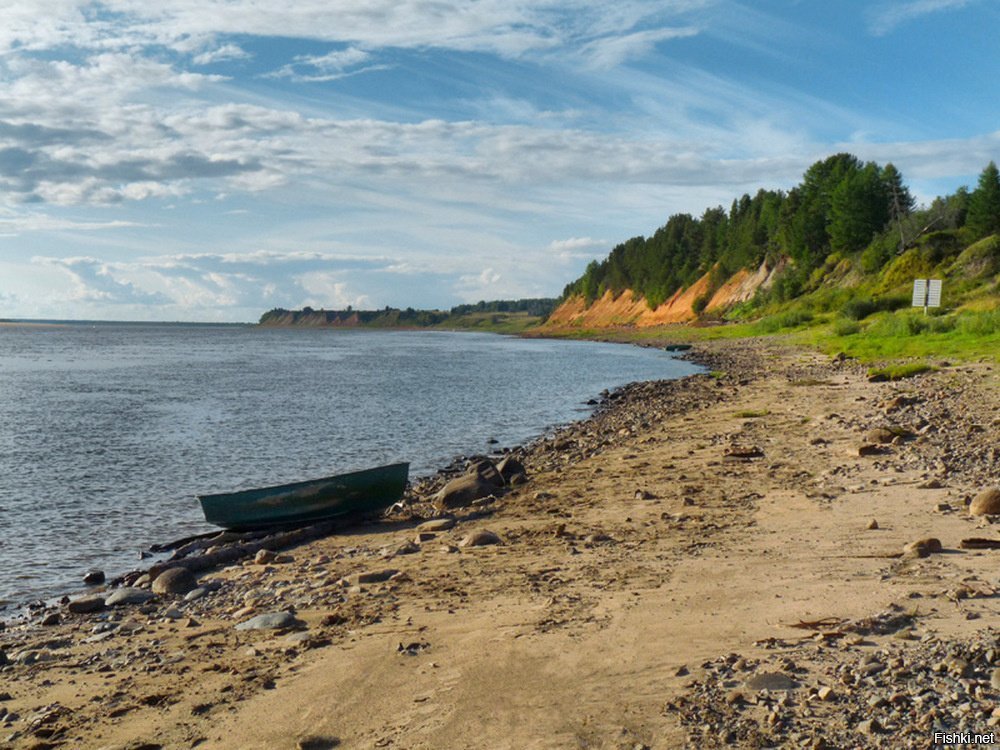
833, 319, 861, 336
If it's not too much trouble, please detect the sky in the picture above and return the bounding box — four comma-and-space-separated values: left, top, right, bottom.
0, 0, 997, 322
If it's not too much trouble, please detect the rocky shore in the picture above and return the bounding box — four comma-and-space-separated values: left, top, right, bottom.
2, 339, 1000, 749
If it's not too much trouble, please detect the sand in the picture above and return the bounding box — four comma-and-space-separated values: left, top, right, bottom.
2, 338, 1000, 749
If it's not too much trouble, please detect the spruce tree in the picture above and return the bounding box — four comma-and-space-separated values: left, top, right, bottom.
966, 161, 1000, 238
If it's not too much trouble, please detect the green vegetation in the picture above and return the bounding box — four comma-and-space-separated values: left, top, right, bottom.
734, 409, 769, 418
258, 298, 557, 333
866, 363, 935, 381
553, 154, 1000, 365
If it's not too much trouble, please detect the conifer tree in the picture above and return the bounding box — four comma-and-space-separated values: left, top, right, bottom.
966, 161, 1000, 238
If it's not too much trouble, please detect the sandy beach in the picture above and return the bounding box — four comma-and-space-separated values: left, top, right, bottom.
3, 338, 1000, 749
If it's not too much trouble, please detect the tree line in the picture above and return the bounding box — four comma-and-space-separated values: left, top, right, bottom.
563, 154, 1000, 308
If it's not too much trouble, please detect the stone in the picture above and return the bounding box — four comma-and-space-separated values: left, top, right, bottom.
857, 444, 881, 457
151, 567, 197, 595
67, 596, 105, 614
970, 488, 1000, 516
459, 530, 502, 547
903, 538, 943, 558
467, 458, 504, 487
745, 672, 797, 691
235, 611, 303, 631
254, 549, 278, 564
866, 427, 896, 444
40, 612, 60, 626
343, 569, 399, 586
856, 718, 882, 735
184, 587, 209, 602
417, 517, 455, 532
83, 570, 106, 585
990, 668, 1000, 690
496, 455, 526, 484
105, 587, 157, 606
414, 532, 436, 544
296, 735, 340, 750
817, 686, 835, 701
434, 474, 496, 510
867, 519, 879, 530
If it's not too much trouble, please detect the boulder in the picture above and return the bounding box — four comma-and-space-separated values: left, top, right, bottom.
67, 596, 105, 614
459, 530, 502, 548
467, 458, 504, 487
434, 474, 496, 510
105, 587, 156, 606
496, 456, 526, 484
417, 517, 455, 532
903, 538, 943, 558
866, 427, 896, 444
151, 567, 197, 595
82, 570, 105, 585
970, 488, 1000, 516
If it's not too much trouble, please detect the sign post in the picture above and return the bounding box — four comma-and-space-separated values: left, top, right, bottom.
911, 279, 942, 314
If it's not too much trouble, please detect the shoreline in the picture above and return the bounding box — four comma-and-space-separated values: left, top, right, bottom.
3, 338, 1000, 747
0, 332, 698, 619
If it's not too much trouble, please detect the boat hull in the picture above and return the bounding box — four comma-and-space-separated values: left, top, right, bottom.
197, 462, 409, 531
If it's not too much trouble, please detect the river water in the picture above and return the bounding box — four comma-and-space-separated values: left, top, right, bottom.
0, 324, 699, 608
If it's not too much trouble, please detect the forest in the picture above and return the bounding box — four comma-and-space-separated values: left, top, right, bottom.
562, 154, 1000, 310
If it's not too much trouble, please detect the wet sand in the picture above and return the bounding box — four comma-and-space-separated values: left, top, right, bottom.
2, 338, 1000, 749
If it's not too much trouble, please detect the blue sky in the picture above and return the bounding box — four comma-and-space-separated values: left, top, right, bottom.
0, 0, 997, 321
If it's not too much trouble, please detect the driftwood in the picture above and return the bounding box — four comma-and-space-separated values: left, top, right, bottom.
113, 513, 380, 587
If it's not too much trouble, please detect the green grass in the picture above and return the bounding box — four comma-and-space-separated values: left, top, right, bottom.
867, 363, 935, 381
734, 409, 769, 418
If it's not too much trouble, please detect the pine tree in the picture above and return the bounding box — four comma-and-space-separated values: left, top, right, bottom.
966, 161, 1000, 238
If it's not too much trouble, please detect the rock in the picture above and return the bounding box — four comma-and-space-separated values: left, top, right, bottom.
857, 443, 881, 457
184, 587, 209, 602
856, 718, 882, 735
417, 517, 455, 532
866, 427, 896, 444
724, 445, 764, 460
467, 458, 504, 487
67, 596, 105, 614
40, 612, 60, 626
496, 455, 526, 484
970, 488, 1000, 516
343, 569, 399, 586
459, 530, 501, 547
254, 549, 278, 564
414, 532, 436, 544
990, 668, 1000, 690
83, 570, 106, 585
903, 538, 943, 558
151, 567, 197, 595
867, 519, 879, 530
235, 611, 303, 631
745, 672, 797, 691
105, 587, 157, 607
434, 474, 496, 510
0, 650, 7, 667
817, 686, 835, 701
297, 734, 340, 750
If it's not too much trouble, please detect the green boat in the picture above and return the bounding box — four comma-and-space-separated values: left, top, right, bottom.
198, 462, 409, 531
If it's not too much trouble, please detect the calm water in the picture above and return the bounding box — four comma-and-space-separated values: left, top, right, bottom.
0, 324, 699, 608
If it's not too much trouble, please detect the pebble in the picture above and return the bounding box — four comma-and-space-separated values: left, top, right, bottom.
745, 672, 797, 691
105, 587, 157, 606
417, 517, 456, 532
459, 530, 502, 547
82, 570, 106, 585
234, 611, 303, 631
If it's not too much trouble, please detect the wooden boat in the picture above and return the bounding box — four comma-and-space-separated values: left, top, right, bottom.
198, 462, 409, 531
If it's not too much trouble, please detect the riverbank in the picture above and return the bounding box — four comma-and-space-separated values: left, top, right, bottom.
3, 338, 1000, 748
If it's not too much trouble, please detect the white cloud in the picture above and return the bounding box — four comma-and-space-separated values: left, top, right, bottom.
868, 0, 980, 35
192, 43, 251, 65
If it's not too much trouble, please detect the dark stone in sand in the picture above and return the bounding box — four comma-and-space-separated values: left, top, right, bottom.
903, 538, 943, 558
434, 473, 496, 510
468, 458, 504, 487
496, 455, 526, 484
459, 530, 502, 547
152, 567, 197, 595
40, 612, 60, 626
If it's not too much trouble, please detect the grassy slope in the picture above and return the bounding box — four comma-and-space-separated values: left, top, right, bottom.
535, 231, 1000, 366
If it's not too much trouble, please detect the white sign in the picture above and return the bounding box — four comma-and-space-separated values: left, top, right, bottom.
912, 279, 942, 309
